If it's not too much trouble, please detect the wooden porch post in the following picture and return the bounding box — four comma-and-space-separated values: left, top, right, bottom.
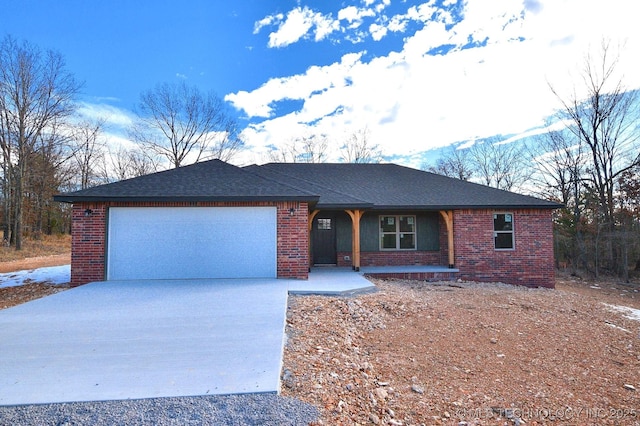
345, 209, 364, 271
439, 210, 455, 268
308, 210, 320, 270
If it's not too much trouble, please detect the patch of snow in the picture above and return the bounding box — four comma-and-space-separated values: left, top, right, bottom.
605, 303, 640, 322
0, 265, 70, 288
605, 321, 631, 333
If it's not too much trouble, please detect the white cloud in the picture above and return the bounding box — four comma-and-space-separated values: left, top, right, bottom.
369, 23, 387, 41
234, 0, 640, 162
253, 13, 283, 34
314, 14, 341, 41
264, 6, 337, 48
226, 52, 365, 119
338, 5, 375, 28
76, 102, 135, 128
267, 7, 314, 47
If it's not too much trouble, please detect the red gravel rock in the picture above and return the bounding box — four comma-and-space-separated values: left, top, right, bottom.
282, 277, 640, 425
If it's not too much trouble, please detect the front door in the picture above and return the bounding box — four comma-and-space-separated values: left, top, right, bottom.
312, 215, 337, 265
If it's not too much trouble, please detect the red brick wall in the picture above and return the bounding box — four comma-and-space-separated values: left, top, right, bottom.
70, 204, 107, 286
69, 201, 309, 286
454, 209, 555, 288
277, 201, 309, 279
346, 250, 444, 267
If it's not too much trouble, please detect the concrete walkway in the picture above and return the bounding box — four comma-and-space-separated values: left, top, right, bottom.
288, 267, 376, 296
0, 279, 290, 406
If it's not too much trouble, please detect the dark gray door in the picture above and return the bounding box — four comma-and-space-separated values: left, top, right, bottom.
312, 215, 336, 265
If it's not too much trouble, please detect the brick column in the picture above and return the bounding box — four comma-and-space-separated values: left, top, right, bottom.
277, 202, 309, 279
70, 204, 106, 286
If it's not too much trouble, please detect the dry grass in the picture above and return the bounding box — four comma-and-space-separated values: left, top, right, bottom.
0, 234, 71, 263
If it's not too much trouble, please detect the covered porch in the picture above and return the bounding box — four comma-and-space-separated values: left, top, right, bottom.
308, 208, 456, 272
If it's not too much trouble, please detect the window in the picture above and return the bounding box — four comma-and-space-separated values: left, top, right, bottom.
317, 218, 332, 230
380, 215, 416, 250
494, 213, 514, 249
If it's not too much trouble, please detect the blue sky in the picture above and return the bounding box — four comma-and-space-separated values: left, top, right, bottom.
2, 0, 638, 168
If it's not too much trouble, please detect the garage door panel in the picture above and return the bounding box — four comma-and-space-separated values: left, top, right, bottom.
107, 207, 276, 280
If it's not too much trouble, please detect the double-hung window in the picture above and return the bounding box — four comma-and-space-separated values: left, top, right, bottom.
494, 213, 514, 249
380, 215, 416, 250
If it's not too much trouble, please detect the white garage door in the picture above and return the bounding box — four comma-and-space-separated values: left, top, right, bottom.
107, 207, 277, 280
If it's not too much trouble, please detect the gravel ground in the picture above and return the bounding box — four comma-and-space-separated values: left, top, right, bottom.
282, 276, 640, 425
0, 394, 318, 425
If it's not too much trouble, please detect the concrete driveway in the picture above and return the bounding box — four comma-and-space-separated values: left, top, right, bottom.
0, 279, 289, 406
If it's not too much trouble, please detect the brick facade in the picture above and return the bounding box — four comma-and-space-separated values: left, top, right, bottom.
454, 209, 555, 288
330, 208, 555, 288
70, 202, 554, 288
337, 250, 445, 267
69, 201, 309, 286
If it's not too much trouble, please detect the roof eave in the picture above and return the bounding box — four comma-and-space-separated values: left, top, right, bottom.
367, 203, 563, 210
314, 203, 373, 210
52, 195, 320, 204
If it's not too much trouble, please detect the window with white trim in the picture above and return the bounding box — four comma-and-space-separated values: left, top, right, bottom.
380, 215, 416, 250
494, 213, 514, 249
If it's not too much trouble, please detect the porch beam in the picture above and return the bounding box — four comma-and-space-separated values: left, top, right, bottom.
344, 209, 364, 271
439, 210, 455, 268
308, 209, 320, 231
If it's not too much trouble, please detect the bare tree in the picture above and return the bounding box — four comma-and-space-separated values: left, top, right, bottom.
29, 120, 75, 236
550, 40, 640, 275
426, 144, 473, 180
100, 145, 159, 182
468, 138, 532, 192
0, 36, 79, 249
530, 127, 587, 274
130, 82, 243, 168
207, 115, 244, 162
69, 118, 106, 189
267, 134, 329, 163
340, 127, 382, 163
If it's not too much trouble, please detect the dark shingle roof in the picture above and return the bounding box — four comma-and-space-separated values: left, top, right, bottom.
243, 164, 372, 208
54, 159, 560, 210
249, 163, 561, 210
54, 159, 318, 203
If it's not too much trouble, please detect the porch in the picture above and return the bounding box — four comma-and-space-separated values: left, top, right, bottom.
309, 209, 456, 271
288, 265, 459, 296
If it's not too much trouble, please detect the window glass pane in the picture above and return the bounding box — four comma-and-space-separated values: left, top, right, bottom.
380, 216, 396, 232
317, 218, 331, 230
399, 216, 415, 232
493, 214, 513, 231
381, 234, 396, 249
399, 233, 415, 249
495, 232, 514, 249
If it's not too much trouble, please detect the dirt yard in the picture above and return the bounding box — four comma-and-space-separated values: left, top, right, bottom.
282, 276, 640, 425
1, 256, 639, 425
